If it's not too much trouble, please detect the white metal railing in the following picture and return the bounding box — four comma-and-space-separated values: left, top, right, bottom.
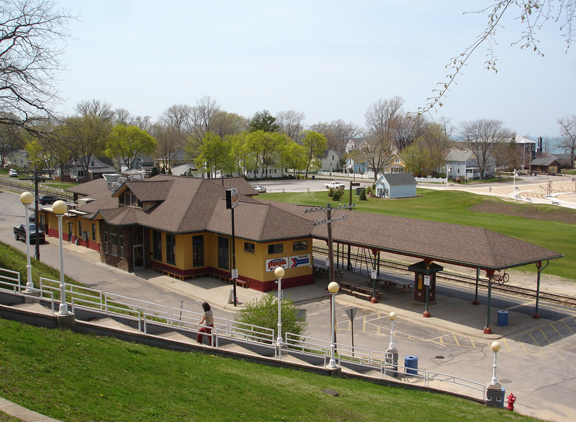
0, 267, 486, 401
0, 268, 20, 285
0, 279, 55, 315
104, 292, 169, 319
284, 333, 328, 365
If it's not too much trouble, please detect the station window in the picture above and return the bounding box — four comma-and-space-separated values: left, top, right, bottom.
268, 243, 283, 254
193, 235, 204, 267
166, 233, 176, 265
153, 230, 162, 261
244, 242, 255, 253
293, 240, 308, 251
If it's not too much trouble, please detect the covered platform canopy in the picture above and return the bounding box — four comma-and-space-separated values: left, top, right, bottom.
270, 201, 563, 333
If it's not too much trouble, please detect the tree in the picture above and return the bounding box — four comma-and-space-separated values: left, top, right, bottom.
249, 110, 279, 133
234, 294, 308, 338
193, 131, 234, 178
244, 130, 286, 179
421, 121, 454, 175
189, 96, 221, 149
558, 115, 576, 168
210, 111, 247, 140
324, 119, 361, 153
424, 1, 576, 113
152, 123, 181, 171
300, 130, 327, 179
460, 119, 511, 180
105, 124, 157, 169
67, 100, 114, 176
392, 114, 427, 152
0, 0, 72, 129
276, 110, 305, 141
492, 137, 523, 171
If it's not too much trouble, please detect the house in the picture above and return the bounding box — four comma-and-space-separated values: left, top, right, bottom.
154, 150, 189, 170
42, 175, 313, 292
120, 154, 155, 174
5, 150, 28, 169
345, 137, 366, 153
69, 156, 117, 181
318, 150, 342, 173
445, 149, 495, 180
384, 154, 406, 173
375, 173, 417, 198
529, 157, 562, 174
344, 157, 368, 174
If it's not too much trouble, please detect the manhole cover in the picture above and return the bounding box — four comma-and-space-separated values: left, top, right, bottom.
434, 356, 445, 359
500, 379, 512, 384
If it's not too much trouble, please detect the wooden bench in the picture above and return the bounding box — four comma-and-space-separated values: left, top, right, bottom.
352, 291, 373, 300
334, 269, 345, 278
235, 279, 250, 288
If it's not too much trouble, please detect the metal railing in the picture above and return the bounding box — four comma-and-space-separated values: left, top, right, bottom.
284, 333, 328, 365
0, 279, 55, 315
0, 268, 20, 285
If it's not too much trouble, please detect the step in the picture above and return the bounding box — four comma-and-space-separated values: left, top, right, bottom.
156, 330, 196, 344
90, 317, 140, 333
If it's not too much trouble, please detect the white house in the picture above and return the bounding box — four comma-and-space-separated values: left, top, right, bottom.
5, 150, 28, 169
445, 149, 495, 180
375, 173, 417, 198
318, 150, 342, 173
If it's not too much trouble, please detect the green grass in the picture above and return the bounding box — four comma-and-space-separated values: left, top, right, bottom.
0, 318, 539, 422
0, 411, 21, 422
265, 189, 576, 280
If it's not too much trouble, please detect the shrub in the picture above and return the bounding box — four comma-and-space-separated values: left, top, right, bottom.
359, 189, 367, 200
234, 294, 308, 338
332, 189, 342, 201
328, 187, 334, 197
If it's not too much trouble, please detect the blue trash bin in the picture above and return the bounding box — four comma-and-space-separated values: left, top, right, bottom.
497, 310, 509, 326
404, 356, 418, 375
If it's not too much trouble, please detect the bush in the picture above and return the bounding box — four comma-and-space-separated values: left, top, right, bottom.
332, 189, 342, 201
359, 189, 367, 200
328, 187, 334, 197
234, 294, 308, 338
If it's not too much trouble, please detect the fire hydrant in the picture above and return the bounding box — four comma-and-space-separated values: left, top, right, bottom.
506, 393, 516, 411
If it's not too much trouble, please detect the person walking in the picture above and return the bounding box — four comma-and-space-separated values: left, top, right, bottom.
196, 302, 214, 346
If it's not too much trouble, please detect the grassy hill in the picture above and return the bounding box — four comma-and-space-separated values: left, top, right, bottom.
0, 318, 540, 422
264, 188, 576, 281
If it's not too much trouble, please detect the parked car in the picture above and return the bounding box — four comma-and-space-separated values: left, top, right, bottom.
39, 195, 59, 205
29, 212, 36, 223
14, 223, 45, 244
8, 169, 18, 177
324, 180, 346, 189
253, 185, 266, 193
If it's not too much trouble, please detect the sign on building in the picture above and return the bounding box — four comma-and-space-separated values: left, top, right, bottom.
266, 257, 288, 272
289, 254, 310, 269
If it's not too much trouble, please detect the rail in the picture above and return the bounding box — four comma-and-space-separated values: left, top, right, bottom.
0, 268, 20, 285
284, 333, 328, 365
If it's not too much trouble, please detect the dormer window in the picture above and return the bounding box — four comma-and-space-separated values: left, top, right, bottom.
119, 190, 142, 208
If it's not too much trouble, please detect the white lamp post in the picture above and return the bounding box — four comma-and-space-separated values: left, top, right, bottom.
274, 266, 285, 349
388, 311, 397, 349
53, 200, 69, 315
20, 192, 34, 290
327, 281, 340, 369
490, 341, 501, 385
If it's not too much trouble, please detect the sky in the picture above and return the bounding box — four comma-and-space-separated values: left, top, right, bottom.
54, 0, 576, 139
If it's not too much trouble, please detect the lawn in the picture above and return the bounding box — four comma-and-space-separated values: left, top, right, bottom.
0, 318, 540, 422
264, 188, 576, 281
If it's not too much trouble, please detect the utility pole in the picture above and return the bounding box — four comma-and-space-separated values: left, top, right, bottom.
22, 167, 51, 261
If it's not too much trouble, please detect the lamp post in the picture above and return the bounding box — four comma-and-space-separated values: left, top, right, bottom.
490, 341, 501, 385
53, 200, 69, 315
274, 266, 285, 350
386, 311, 399, 374
20, 192, 34, 290
327, 281, 340, 369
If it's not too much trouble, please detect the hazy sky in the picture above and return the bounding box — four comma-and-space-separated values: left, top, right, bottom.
55, 0, 575, 139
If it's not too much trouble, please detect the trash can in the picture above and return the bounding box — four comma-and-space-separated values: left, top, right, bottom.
356, 187, 364, 195
404, 356, 418, 375
312, 175, 315, 180
497, 310, 509, 326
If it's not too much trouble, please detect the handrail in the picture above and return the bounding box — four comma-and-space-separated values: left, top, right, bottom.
0, 268, 20, 285
105, 292, 169, 318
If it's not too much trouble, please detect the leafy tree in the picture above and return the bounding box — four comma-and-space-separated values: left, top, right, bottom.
105, 124, 157, 169
276, 110, 305, 141
244, 130, 286, 179
300, 130, 327, 179
193, 131, 234, 178
402, 137, 432, 177
234, 294, 308, 338
249, 110, 279, 133
279, 141, 307, 177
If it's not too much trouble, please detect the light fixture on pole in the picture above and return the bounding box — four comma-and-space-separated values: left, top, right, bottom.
274, 266, 285, 350
20, 192, 34, 290
386, 311, 399, 374
53, 200, 69, 315
388, 312, 397, 349
327, 281, 340, 369
490, 341, 501, 385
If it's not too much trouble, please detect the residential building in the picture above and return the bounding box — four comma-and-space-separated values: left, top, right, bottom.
445, 149, 495, 180
375, 173, 417, 198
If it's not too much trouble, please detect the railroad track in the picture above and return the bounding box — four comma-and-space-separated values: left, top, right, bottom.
313, 246, 576, 308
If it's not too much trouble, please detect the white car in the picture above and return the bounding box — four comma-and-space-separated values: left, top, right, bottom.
324, 180, 346, 189
253, 185, 266, 193
8, 169, 18, 177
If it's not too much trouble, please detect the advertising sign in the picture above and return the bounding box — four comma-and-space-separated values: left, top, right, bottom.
226, 188, 239, 209
289, 254, 310, 269
266, 257, 288, 272
424, 275, 430, 286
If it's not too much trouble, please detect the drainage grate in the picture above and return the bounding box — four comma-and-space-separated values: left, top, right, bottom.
500, 379, 512, 384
